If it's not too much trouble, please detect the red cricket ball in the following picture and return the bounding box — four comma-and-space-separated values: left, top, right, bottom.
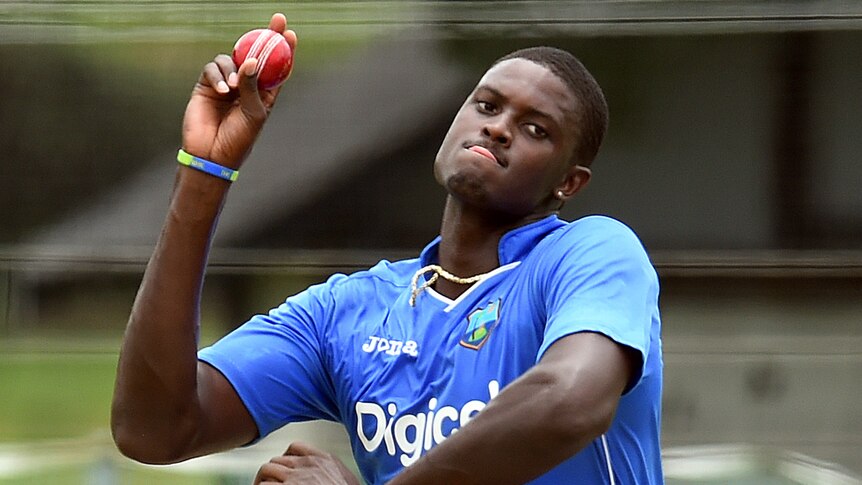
232, 28, 293, 90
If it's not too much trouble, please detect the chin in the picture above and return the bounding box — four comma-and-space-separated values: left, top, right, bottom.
445, 172, 489, 204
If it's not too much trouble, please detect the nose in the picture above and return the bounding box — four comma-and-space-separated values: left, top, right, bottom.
482, 117, 511, 147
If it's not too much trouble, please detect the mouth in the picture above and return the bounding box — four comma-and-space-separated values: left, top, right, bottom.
465, 144, 505, 167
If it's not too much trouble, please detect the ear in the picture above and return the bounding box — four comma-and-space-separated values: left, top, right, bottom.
554, 165, 591, 201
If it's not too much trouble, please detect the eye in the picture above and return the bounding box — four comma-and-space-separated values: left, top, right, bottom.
525, 123, 548, 139
476, 100, 496, 113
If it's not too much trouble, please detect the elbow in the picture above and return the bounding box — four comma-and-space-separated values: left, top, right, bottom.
571, 405, 615, 441
111, 424, 179, 465
112, 426, 154, 464
111, 407, 194, 465
531, 371, 619, 450
550, 392, 617, 448
112, 429, 192, 465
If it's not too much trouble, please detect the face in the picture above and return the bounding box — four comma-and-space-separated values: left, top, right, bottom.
434, 58, 587, 219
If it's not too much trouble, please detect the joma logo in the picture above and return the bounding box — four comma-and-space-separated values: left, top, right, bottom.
362, 335, 419, 357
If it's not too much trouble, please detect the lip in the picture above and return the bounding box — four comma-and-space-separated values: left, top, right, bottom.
466, 145, 505, 167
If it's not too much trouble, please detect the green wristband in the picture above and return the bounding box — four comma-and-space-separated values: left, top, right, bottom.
177, 149, 239, 182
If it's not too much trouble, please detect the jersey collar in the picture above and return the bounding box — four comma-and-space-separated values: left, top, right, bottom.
419, 214, 565, 267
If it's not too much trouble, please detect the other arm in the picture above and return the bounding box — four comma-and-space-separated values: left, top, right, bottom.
388, 331, 637, 485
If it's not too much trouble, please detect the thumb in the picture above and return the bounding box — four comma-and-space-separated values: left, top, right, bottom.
236, 57, 267, 119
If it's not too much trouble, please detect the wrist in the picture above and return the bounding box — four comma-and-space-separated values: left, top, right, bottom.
168, 158, 233, 224
177, 149, 239, 182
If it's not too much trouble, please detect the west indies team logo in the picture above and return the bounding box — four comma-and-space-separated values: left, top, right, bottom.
459, 299, 502, 350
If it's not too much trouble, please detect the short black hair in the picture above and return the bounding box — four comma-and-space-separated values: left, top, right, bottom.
494, 47, 609, 167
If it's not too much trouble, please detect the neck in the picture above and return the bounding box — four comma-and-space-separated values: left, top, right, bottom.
433, 197, 551, 299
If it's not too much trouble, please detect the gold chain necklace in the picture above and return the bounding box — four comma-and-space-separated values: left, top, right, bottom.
409, 264, 493, 306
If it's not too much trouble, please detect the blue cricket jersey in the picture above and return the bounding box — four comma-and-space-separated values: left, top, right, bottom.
199, 214, 664, 484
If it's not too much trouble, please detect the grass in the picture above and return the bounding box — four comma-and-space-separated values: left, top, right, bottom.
0, 336, 247, 484
0, 324, 229, 442
0, 351, 116, 441
0, 461, 223, 485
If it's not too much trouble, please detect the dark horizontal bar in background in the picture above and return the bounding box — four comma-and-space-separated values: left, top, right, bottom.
3, 1, 862, 44
2, 246, 862, 278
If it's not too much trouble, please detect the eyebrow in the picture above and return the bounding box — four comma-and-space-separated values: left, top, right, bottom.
476, 85, 563, 128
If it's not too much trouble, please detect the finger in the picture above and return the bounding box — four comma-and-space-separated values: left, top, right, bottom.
212, 54, 239, 89
270, 454, 313, 467
268, 12, 287, 33
255, 462, 291, 483
285, 441, 327, 458
236, 58, 267, 116
279, 29, 298, 85
214, 53, 236, 76
283, 29, 297, 55
238, 57, 260, 83
201, 60, 230, 94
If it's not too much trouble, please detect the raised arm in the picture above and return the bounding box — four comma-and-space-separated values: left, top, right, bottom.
111, 14, 297, 464
389, 332, 638, 485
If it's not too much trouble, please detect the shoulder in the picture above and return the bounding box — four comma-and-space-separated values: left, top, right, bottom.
523, 215, 658, 294
307, 257, 418, 303
270, 256, 419, 330
542, 215, 650, 261
561, 214, 642, 240
330, 258, 417, 290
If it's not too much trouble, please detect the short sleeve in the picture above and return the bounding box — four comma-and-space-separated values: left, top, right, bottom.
538, 217, 659, 389
198, 275, 344, 439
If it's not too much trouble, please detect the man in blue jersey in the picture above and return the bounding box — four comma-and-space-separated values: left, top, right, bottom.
111, 12, 663, 485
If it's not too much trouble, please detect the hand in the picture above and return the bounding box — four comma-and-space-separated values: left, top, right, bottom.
182, 13, 297, 169
253, 441, 361, 485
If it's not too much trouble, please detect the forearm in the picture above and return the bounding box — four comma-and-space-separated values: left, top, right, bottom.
390, 371, 603, 484
112, 167, 230, 462
389, 333, 629, 485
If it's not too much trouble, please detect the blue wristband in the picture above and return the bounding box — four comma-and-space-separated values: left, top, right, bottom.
177, 149, 239, 182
